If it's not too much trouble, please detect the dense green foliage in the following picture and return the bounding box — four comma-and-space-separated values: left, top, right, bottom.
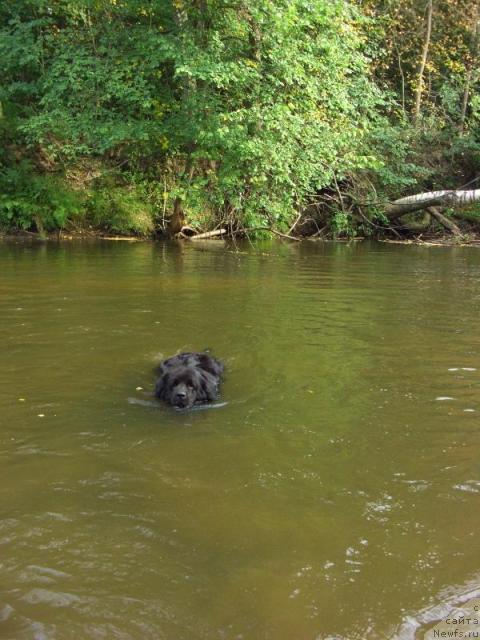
0, 0, 479, 236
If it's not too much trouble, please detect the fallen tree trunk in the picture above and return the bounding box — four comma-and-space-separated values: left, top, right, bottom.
385, 189, 480, 219
427, 206, 462, 236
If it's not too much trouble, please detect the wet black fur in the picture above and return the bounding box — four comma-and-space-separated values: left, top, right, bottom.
154, 352, 224, 409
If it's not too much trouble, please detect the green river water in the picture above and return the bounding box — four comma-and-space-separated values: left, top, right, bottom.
1, 239, 480, 640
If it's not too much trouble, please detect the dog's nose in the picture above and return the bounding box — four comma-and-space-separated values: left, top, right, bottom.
176, 391, 187, 399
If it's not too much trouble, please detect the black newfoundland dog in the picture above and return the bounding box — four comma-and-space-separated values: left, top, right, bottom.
154, 352, 224, 409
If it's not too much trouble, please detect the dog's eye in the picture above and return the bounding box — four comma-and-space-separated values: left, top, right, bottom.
187, 384, 194, 390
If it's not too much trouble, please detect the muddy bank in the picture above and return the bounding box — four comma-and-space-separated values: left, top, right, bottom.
3, 227, 480, 247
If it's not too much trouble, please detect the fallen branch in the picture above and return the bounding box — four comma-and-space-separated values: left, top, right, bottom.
287, 212, 302, 236
189, 228, 227, 240
100, 236, 140, 241
427, 206, 462, 236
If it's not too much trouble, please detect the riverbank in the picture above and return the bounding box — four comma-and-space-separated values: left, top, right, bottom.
3, 226, 480, 247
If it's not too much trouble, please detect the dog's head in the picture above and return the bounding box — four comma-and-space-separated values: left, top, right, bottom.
156, 365, 216, 409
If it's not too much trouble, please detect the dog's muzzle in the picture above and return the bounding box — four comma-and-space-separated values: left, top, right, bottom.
174, 390, 190, 408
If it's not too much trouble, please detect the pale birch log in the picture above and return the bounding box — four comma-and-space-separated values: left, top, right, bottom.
385, 189, 480, 219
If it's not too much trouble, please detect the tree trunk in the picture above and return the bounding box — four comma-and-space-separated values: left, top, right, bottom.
395, 44, 406, 115
385, 189, 480, 219
413, 0, 433, 122
459, 5, 479, 134
34, 215, 47, 239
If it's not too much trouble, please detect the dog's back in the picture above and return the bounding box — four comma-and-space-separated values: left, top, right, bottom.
160, 352, 223, 377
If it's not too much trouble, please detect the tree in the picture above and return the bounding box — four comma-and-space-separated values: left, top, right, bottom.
413, 0, 433, 121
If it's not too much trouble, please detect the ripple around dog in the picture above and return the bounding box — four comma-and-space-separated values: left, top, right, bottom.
128, 397, 227, 411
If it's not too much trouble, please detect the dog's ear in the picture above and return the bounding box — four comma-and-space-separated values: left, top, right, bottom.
154, 373, 169, 399
211, 357, 224, 377
199, 372, 217, 402
199, 354, 224, 377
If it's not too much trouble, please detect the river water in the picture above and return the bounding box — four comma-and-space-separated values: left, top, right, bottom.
1, 239, 480, 640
